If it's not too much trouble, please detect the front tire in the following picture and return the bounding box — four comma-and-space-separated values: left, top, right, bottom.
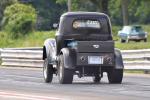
107, 69, 123, 84
126, 39, 129, 43
43, 58, 53, 83
120, 39, 126, 43
58, 55, 74, 84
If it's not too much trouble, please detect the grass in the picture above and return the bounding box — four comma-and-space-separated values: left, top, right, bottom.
0, 31, 55, 48
115, 40, 150, 50
124, 70, 150, 74
0, 25, 150, 50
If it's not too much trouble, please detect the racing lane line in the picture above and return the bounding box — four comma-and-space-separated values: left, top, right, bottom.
0, 91, 63, 100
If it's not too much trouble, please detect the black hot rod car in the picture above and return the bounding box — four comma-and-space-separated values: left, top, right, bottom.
43, 12, 124, 84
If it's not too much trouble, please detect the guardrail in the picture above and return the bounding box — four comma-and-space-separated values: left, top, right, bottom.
0, 47, 43, 68
0, 48, 150, 71
121, 49, 150, 70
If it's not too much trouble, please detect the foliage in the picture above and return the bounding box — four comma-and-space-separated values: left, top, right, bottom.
0, 0, 17, 29
29, 0, 67, 30
20, 0, 150, 30
56, 0, 108, 13
0, 31, 55, 48
112, 25, 121, 41
109, 0, 150, 25
2, 3, 37, 38
0, 24, 150, 49
134, 0, 150, 24
72, 0, 97, 12
1, 0, 150, 34
109, 0, 122, 25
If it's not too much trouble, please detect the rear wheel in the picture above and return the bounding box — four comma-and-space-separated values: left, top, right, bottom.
93, 75, 101, 83
58, 55, 74, 84
43, 58, 53, 83
107, 69, 123, 84
144, 39, 147, 42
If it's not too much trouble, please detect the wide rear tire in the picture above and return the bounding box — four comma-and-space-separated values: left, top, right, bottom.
58, 55, 74, 84
93, 75, 101, 83
43, 58, 53, 83
107, 69, 123, 84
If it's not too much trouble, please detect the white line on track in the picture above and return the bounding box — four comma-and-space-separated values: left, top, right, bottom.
0, 91, 63, 100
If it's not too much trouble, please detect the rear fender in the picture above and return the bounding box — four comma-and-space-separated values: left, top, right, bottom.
60, 48, 76, 69
114, 48, 124, 69
43, 39, 56, 63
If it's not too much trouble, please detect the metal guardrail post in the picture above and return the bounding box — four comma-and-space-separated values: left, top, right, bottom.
0, 48, 2, 64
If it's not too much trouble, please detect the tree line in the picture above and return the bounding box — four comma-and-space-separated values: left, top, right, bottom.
59, 0, 150, 26
0, 0, 150, 31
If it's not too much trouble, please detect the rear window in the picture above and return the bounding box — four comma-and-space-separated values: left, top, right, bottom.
72, 20, 101, 29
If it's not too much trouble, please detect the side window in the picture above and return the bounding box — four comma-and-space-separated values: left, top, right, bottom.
131, 28, 136, 33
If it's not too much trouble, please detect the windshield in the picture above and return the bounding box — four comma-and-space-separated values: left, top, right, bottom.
122, 26, 131, 33
135, 27, 143, 32
133, 26, 144, 33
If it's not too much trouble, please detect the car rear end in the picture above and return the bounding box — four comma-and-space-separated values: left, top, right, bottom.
74, 41, 115, 76
62, 13, 114, 76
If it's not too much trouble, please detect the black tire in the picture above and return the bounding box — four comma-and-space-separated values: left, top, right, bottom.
121, 39, 126, 43
58, 55, 74, 84
136, 40, 141, 42
93, 75, 101, 83
107, 69, 123, 84
43, 58, 53, 83
144, 39, 147, 42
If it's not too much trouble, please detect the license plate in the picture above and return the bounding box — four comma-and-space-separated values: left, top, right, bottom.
88, 56, 103, 64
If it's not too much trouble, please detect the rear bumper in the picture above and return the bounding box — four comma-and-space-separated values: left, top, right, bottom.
75, 41, 115, 67
76, 53, 115, 66
128, 36, 146, 40
128, 37, 146, 40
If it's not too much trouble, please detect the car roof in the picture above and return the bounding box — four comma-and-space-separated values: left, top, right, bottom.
61, 12, 107, 17
123, 25, 141, 28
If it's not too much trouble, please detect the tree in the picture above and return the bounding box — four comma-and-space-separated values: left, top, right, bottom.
89, 0, 109, 14
56, 0, 109, 14
2, 3, 37, 38
0, 0, 17, 29
68, 0, 71, 11
29, 0, 67, 30
108, 0, 122, 25
121, 0, 129, 25
134, 0, 150, 24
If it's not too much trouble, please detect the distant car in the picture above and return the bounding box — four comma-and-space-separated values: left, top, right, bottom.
118, 25, 147, 43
